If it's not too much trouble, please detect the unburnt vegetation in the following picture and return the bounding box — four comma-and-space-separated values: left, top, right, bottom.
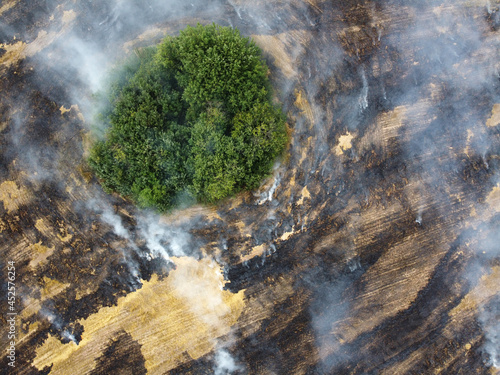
89, 24, 288, 211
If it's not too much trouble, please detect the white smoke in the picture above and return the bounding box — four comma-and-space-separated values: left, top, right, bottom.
358, 67, 369, 111
100, 205, 130, 241
39, 307, 79, 344
479, 300, 500, 368
136, 212, 190, 260
257, 168, 281, 204
213, 348, 243, 375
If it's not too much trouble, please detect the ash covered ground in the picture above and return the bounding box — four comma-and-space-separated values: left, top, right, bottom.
1, 0, 500, 374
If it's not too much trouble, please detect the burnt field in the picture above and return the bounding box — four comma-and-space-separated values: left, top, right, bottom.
1, 0, 500, 374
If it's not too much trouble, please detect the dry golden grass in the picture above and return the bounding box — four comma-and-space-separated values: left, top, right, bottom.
0, 0, 19, 16
0, 181, 31, 214
34, 257, 245, 374
487, 185, 500, 213
335, 132, 354, 156
486, 104, 500, 127
294, 89, 315, 125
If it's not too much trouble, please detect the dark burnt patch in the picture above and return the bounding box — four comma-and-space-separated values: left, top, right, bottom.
89, 330, 147, 375
318, 235, 477, 373
1, 0, 500, 374
167, 353, 216, 374
0, 0, 57, 43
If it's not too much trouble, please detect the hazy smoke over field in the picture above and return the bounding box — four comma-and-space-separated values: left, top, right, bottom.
56, 0, 499, 371
2, 0, 500, 372
1, 0, 225, 358
6, 0, 230, 248
387, 2, 500, 368
281, 0, 500, 371
396, 1, 496, 371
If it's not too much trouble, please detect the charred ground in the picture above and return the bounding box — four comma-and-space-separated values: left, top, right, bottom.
1, 0, 500, 374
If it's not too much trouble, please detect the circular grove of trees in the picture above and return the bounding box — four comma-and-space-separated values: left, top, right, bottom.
88, 24, 288, 212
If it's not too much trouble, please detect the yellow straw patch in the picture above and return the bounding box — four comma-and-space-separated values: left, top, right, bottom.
34, 257, 245, 374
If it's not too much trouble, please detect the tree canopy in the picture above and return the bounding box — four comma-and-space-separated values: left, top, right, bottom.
88, 24, 287, 212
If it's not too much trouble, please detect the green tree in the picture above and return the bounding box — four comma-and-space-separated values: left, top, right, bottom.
188, 106, 243, 202
231, 102, 288, 188
88, 24, 287, 212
